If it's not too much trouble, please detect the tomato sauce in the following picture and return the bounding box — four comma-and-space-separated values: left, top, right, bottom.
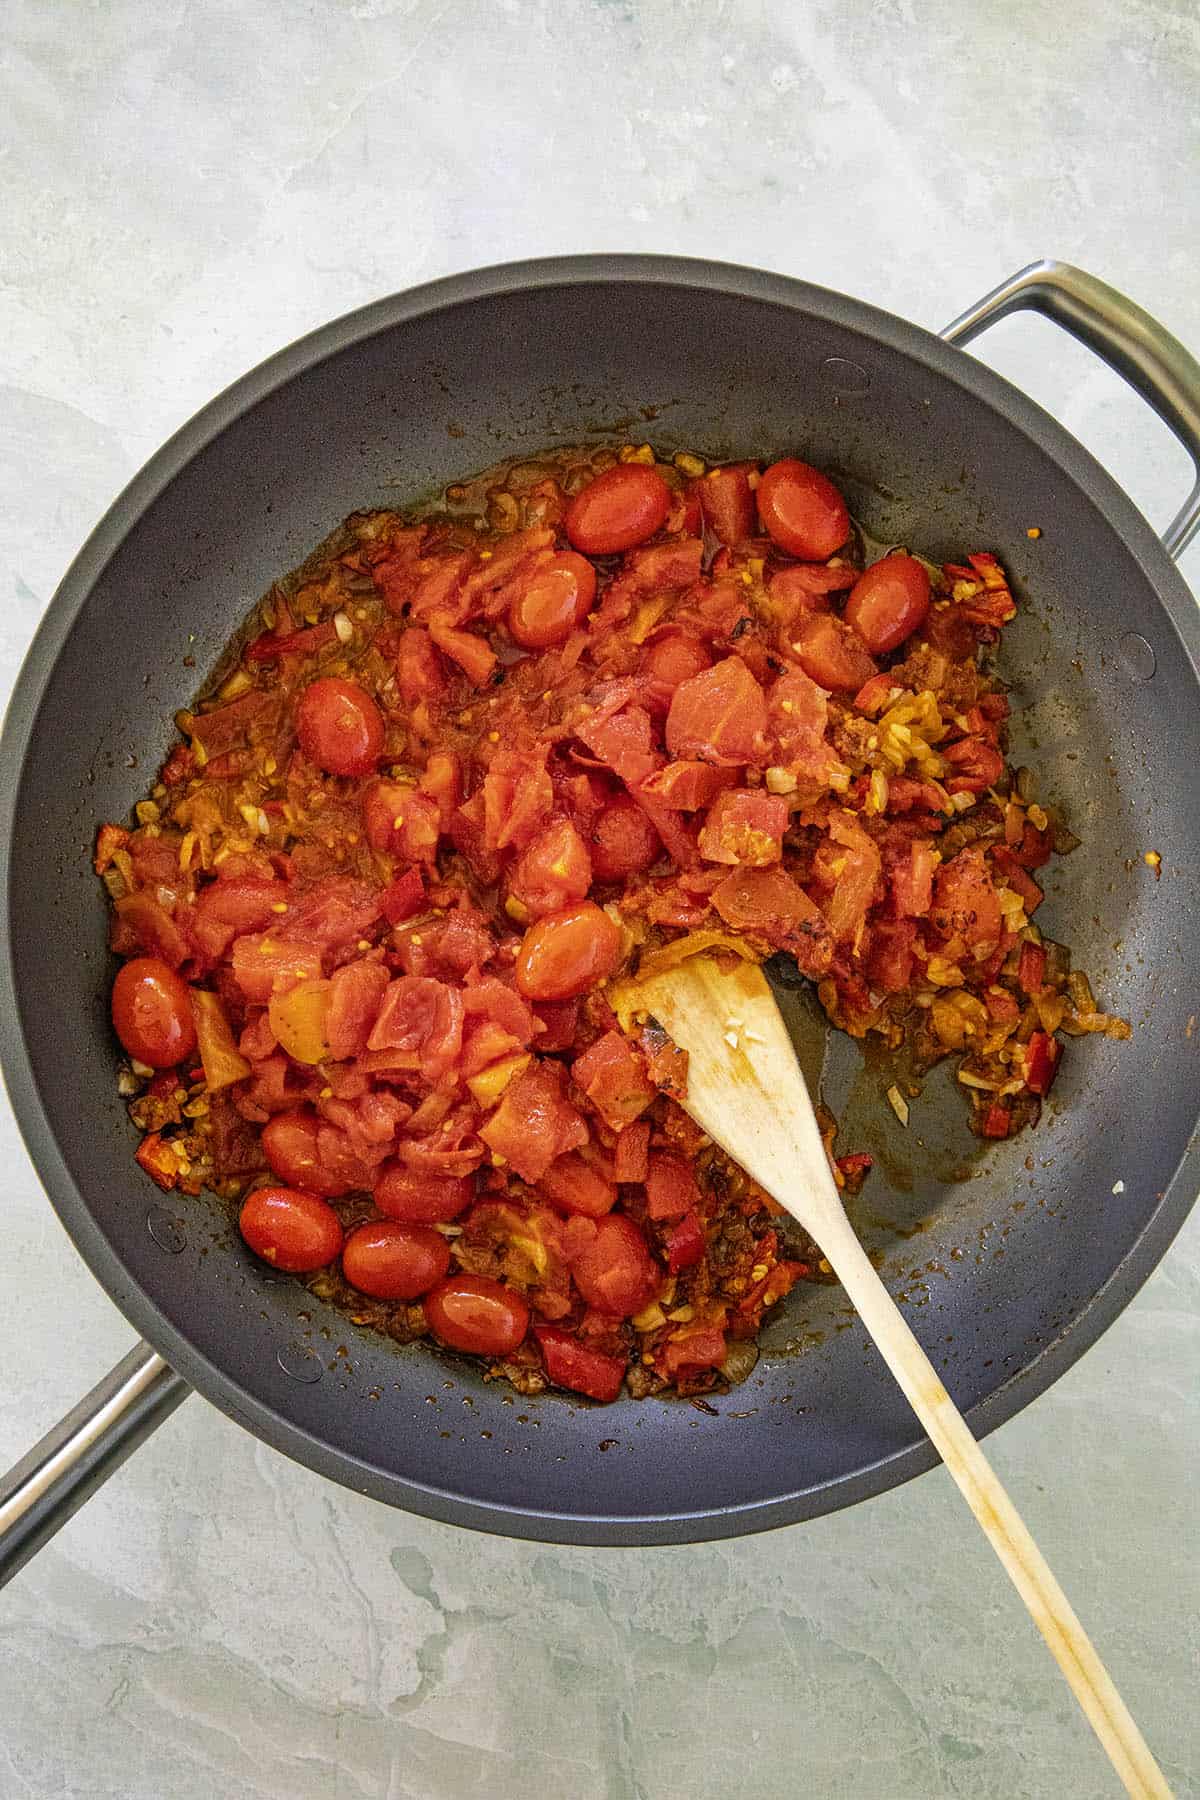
96, 444, 1128, 1403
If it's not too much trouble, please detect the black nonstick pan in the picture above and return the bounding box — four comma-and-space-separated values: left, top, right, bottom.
2, 256, 1198, 1571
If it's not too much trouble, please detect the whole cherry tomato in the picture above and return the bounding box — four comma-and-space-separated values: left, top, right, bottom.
262, 1109, 349, 1199
111, 957, 197, 1068
514, 903, 623, 1000
239, 1186, 344, 1273
569, 1214, 659, 1317
341, 1221, 450, 1299
843, 553, 931, 654
508, 552, 596, 648
296, 677, 384, 777
590, 795, 662, 881
423, 1274, 530, 1355
565, 465, 671, 555
756, 458, 850, 560
373, 1163, 474, 1224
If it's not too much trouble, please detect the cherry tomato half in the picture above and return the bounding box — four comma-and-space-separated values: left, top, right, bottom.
111, 956, 197, 1068
296, 677, 384, 777
590, 795, 662, 881
239, 1186, 344, 1273
508, 552, 596, 648
373, 1163, 474, 1224
756, 458, 850, 560
843, 553, 931, 654
262, 1109, 349, 1199
514, 902, 623, 1000
569, 1214, 659, 1317
565, 464, 671, 556
423, 1273, 530, 1355
341, 1220, 450, 1300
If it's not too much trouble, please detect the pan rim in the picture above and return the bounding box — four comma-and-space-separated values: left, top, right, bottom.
2, 253, 1197, 1545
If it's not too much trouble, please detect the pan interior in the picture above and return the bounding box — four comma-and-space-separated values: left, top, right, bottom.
6, 266, 1199, 1541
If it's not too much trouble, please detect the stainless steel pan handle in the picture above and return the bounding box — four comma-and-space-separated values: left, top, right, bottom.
941, 258, 1200, 559
0, 1342, 188, 1587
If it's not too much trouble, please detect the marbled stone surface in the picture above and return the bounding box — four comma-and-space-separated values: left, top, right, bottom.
1, 3, 1197, 1795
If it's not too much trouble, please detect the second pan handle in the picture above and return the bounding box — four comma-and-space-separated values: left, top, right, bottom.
0, 1341, 188, 1587
941, 258, 1200, 559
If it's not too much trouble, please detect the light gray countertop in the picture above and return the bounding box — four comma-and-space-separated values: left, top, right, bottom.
1, 3, 1197, 1795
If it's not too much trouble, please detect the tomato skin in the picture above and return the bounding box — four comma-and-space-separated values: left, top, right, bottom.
341, 1220, 450, 1299
514, 903, 623, 1001
239, 1186, 344, 1273
590, 795, 661, 881
756, 458, 850, 560
564, 465, 671, 555
843, 553, 931, 654
262, 1109, 349, 1198
790, 613, 877, 692
111, 957, 198, 1068
423, 1273, 530, 1355
374, 1162, 474, 1224
569, 1214, 659, 1317
296, 677, 385, 777
508, 552, 596, 648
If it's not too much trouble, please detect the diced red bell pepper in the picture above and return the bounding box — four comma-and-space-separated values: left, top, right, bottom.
984, 988, 1022, 1026
1025, 1031, 1062, 1097
665, 1209, 705, 1273
136, 1132, 181, 1191
980, 1102, 1012, 1139
1017, 940, 1047, 996
534, 1324, 626, 1403
992, 847, 1044, 914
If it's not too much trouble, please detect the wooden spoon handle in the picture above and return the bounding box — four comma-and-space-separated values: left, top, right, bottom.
816, 1203, 1171, 1799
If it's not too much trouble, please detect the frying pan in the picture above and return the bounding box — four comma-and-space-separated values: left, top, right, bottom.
2, 257, 1199, 1575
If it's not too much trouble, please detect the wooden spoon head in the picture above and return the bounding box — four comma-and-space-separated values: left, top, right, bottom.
611, 954, 841, 1238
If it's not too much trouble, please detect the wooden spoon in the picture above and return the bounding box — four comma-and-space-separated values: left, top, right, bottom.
614, 953, 1169, 1800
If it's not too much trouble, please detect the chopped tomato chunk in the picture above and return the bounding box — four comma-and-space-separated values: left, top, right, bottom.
572, 1030, 655, 1130
479, 1060, 588, 1183
698, 789, 788, 867
534, 1324, 626, 1402
665, 657, 767, 766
